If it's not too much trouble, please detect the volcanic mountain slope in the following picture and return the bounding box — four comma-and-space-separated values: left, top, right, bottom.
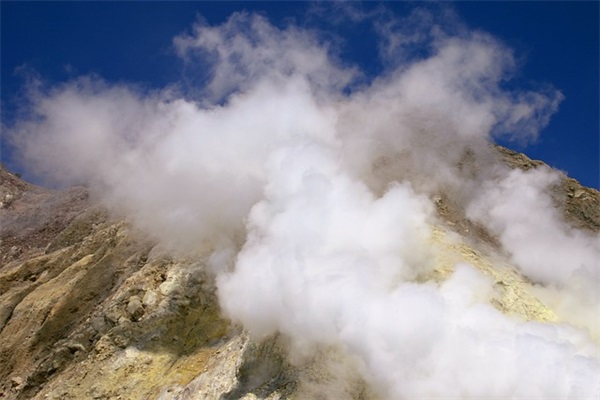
0, 148, 598, 400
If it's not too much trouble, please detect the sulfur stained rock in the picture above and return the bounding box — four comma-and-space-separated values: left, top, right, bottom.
0, 148, 598, 400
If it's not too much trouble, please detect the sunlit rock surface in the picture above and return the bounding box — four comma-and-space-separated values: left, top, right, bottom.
0, 149, 598, 399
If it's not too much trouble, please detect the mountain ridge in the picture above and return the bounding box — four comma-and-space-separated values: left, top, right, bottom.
0, 146, 598, 399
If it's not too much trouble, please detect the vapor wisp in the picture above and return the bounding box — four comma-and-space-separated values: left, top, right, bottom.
7, 9, 599, 399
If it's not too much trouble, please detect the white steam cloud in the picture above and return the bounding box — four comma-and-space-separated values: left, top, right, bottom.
6, 8, 599, 399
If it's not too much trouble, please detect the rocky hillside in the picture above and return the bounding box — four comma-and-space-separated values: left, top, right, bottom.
0, 149, 598, 400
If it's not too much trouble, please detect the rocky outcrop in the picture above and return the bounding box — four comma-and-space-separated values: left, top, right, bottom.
0, 148, 598, 399
495, 146, 600, 232
0, 167, 336, 399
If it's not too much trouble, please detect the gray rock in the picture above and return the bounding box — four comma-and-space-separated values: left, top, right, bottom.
126, 296, 144, 321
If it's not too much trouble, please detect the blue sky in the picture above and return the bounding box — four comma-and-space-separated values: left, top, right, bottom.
1, 1, 598, 188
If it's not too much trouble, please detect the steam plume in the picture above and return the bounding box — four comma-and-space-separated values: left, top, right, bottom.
6, 8, 599, 398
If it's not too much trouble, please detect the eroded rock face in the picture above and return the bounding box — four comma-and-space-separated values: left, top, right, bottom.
0, 149, 598, 399
0, 167, 295, 400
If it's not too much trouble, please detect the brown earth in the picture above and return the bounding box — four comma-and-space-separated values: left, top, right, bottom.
0, 146, 597, 399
